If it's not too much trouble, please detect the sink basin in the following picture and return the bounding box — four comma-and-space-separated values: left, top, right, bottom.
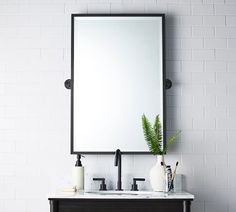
85, 191, 165, 196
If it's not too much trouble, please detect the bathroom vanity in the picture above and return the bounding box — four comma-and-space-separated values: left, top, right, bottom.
55, 13, 194, 212
48, 191, 194, 212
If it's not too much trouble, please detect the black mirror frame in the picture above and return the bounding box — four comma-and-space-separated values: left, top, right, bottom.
69, 13, 167, 155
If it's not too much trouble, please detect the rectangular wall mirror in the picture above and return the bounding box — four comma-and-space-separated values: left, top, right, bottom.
71, 14, 165, 154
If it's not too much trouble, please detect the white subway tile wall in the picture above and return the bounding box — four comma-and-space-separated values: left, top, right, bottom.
0, 0, 235, 212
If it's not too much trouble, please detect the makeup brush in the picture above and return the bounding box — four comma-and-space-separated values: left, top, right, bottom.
161, 161, 167, 173
169, 161, 179, 191
172, 161, 179, 181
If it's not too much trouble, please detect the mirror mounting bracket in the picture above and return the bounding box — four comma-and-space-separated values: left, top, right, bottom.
65, 79, 172, 90
165, 79, 172, 89
64, 79, 71, 89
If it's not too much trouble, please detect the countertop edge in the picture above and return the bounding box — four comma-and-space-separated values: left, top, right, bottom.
48, 191, 194, 200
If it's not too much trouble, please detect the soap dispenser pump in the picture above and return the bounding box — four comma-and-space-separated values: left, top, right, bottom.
72, 154, 84, 191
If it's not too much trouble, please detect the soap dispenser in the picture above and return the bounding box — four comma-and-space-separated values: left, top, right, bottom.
72, 154, 84, 191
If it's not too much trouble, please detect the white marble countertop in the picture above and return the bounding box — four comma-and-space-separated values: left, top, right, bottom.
48, 191, 194, 200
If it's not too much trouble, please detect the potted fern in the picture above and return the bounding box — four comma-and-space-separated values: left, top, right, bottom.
142, 114, 181, 192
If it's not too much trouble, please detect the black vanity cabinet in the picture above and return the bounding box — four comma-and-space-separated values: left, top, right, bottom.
49, 193, 194, 212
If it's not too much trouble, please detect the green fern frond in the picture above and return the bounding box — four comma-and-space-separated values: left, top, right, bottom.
153, 115, 162, 151
142, 114, 181, 155
142, 114, 162, 155
163, 130, 181, 154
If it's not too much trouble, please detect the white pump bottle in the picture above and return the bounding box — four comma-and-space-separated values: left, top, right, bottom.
72, 154, 84, 191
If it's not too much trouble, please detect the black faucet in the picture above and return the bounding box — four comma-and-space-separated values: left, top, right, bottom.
114, 149, 122, 191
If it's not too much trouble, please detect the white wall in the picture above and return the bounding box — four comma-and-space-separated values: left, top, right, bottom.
0, 0, 236, 212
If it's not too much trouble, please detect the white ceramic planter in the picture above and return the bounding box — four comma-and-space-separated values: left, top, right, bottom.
149, 155, 165, 192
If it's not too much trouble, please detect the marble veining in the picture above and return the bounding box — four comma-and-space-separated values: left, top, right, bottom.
49, 191, 194, 200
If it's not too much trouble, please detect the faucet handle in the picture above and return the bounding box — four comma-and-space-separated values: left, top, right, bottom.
93, 178, 107, 191
131, 178, 145, 191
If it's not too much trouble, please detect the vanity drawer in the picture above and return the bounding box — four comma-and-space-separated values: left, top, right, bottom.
50, 199, 188, 212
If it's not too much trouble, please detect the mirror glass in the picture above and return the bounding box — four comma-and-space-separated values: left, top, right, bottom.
72, 15, 165, 153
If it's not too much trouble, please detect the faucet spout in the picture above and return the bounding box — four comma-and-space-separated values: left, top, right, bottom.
114, 149, 122, 191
